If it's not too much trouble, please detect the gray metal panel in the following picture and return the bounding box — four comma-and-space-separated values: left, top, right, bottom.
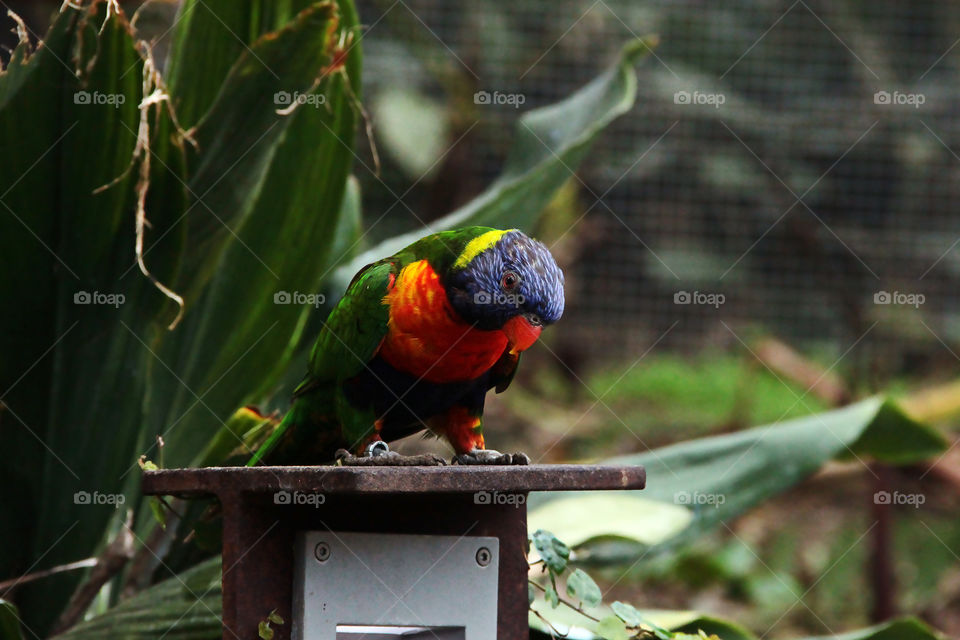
294, 532, 499, 640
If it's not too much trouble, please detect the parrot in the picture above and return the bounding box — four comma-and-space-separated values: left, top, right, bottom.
246, 226, 564, 466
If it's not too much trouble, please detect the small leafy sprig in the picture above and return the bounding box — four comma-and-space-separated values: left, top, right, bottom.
528, 529, 718, 640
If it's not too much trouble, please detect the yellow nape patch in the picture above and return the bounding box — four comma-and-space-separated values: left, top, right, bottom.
453, 229, 515, 269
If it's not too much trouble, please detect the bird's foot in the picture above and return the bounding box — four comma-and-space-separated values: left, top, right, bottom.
453, 449, 530, 465
336, 441, 446, 466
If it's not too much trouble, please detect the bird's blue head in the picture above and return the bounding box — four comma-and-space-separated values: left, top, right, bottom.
446, 229, 565, 352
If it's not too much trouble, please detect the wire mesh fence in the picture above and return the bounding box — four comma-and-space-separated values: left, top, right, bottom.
352, 0, 960, 384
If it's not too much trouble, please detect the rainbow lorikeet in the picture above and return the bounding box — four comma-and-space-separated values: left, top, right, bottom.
247, 226, 564, 466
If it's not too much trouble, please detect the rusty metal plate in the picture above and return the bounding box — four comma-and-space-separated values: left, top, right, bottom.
141, 464, 646, 498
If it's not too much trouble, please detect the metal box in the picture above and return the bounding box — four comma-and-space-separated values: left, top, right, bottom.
141, 465, 645, 639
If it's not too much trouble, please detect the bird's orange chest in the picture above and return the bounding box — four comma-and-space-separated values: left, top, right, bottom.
379, 260, 507, 382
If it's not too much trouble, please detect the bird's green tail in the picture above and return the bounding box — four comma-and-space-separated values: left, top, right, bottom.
246, 403, 304, 466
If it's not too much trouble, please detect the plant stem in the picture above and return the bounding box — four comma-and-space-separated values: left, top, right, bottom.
0, 559, 98, 594
528, 580, 601, 623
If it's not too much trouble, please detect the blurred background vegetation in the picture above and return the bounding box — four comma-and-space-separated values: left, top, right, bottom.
2, 0, 960, 638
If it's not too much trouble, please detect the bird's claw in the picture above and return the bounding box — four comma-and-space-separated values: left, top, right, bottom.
335, 442, 446, 466
453, 449, 530, 465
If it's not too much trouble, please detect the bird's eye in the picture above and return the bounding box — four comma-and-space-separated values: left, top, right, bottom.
501, 271, 520, 291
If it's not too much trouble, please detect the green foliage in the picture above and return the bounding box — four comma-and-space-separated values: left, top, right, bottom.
533, 529, 572, 575
596, 615, 631, 640
794, 618, 943, 640
612, 602, 670, 639
588, 353, 829, 437
546, 584, 560, 609
1, 0, 360, 628
528, 397, 945, 562
527, 396, 946, 638
529, 560, 945, 640
257, 611, 284, 640
567, 569, 603, 608
528, 539, 754, 640
0, 600, 23, 640
52, 558, 222, 640
2, 3, 176, 629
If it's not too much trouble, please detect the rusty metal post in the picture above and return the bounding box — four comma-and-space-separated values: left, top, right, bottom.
143, 465, 645, 640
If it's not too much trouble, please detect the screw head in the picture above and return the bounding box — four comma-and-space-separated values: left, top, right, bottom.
476, 546, 492, 567
314, 541, 330, 563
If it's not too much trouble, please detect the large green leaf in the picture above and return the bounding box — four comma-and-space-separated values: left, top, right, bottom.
0, 4, 186, 631
0, 600, 24, 640
0, 0, 361, 631
795, 618, 945, 640
530, 604, 756, 640
0, 0, 79, 588
329, 37, 654, 295
147, 0, 361, 469
528, 398, 946, 561
52, 558, 222, 640
530, 605, 942, 640
165, 1, 327, 129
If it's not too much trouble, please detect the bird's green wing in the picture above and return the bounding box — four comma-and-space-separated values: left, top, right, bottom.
248, 261, 396, 466
296, 259, 396, 393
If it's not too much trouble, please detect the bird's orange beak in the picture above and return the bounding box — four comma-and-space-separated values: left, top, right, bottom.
504, 315, 542, 355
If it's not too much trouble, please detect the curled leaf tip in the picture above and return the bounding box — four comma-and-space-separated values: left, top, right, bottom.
622, 35, 660, 64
